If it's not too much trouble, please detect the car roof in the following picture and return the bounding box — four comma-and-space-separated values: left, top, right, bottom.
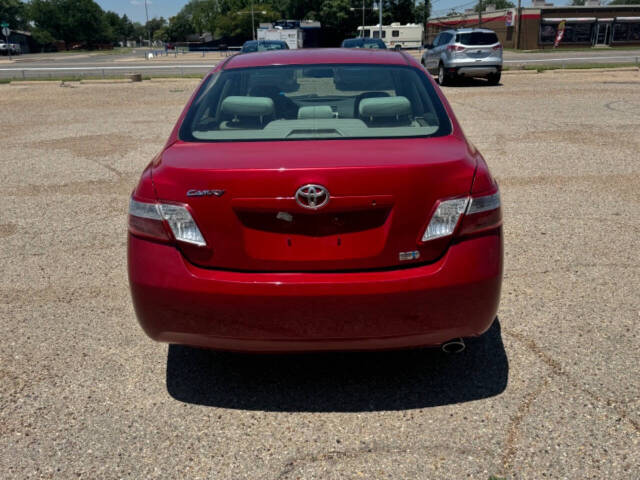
224, 48, 409, 69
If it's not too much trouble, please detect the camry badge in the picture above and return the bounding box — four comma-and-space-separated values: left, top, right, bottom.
295, 184, 330, 210
186, 189, 225, 197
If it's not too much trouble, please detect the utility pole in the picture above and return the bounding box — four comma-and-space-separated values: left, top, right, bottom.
379, 0, 382, 39
478, 0, 483, 27
144, 0, 151, 47
515, 0, 522, 49
251, 0, 256, 40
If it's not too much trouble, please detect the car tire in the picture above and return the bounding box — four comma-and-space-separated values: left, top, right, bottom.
438, 64, 450, 86
487, 71, 501, 85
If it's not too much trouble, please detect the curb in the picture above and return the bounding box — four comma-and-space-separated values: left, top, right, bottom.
502, 70, 540, 75
80, 79, 133, 84
9, 80, 56, 85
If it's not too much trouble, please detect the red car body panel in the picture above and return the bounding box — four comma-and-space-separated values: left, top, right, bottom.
128, 49, 503, 352
129, 231, 502, 352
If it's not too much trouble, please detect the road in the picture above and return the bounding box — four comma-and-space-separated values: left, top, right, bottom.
1, 71, 639, 478
1, 48, 640, 79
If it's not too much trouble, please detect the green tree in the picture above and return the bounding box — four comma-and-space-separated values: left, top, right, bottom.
165, 13, 195, 42
145, 17, 167, 40
388, 0, 416, 24
415, 0, 431, 25
570, 0, 585, 5
180, 0, 219, 35
475, 0, 515, 11
0, 0, 29, 30
608, 0, 638, 4
29, 0, 112, 48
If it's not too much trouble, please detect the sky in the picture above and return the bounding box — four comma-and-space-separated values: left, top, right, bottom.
95, 1, 189, 23
95, 0, 572, 24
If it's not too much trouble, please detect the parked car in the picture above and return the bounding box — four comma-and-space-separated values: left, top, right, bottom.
10, 43, 21, 55
421, 28, 502, 85
241, 40, 289, 53
341, 37, 387, 49
128, 48, 503, 353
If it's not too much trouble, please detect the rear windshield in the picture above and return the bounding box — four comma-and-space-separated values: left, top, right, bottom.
456, 32, 499, 45
179, 64, 451, 142
243, 42, 286, 52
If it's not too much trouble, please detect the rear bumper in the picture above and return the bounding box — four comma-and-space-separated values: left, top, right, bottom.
457, 66, 500, 77
128, 230, 503, 352
446, 61, 502, 77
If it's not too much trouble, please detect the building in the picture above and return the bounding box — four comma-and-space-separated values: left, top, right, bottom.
427, 2, 640, 49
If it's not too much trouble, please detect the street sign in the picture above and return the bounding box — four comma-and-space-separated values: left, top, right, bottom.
2, 27, 10, 38
0, 21, 9, 28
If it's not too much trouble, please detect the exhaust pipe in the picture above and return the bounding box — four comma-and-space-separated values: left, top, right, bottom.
441, 338, 465, 354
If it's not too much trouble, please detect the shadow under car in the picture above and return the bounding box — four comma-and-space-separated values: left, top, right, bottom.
166, 318, 508, 412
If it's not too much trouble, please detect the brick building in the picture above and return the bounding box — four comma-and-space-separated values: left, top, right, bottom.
427, 3, 640, 50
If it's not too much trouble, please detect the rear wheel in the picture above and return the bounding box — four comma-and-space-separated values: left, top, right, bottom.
487, 71, 501, 85
438, 64, 451, 86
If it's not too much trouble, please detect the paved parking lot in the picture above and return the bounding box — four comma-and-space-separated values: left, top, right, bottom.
1, 70, 639, 479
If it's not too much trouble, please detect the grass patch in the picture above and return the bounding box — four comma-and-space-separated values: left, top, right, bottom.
54, 47, 134, 56
2, 73, 206, 83
522, 62, 639, 71
504, 46, 640, 53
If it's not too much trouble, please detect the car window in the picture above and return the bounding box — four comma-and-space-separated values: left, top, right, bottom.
180, 64, 452, 142
432, 34, 441, 47
456, 32, 499, 45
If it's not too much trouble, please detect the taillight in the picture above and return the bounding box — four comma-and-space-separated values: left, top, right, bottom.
128, 197, 206, 247
420, 191, 501, 242
421, 197, 469, 242
492, 44, 502, 51
458, 191, 502, 237
446, 45, 465, 52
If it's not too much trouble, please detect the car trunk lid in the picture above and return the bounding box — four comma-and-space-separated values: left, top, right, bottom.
152, 137, 476, 272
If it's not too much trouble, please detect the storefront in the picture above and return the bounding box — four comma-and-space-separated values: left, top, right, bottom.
427, 6, 640, 50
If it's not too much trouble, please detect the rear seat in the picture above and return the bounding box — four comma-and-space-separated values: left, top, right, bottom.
297, 106, 334, 119
358, 96, 412, 127
219, 96, 275, 129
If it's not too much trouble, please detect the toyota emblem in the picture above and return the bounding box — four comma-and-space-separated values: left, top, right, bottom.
295, 184, 330, 210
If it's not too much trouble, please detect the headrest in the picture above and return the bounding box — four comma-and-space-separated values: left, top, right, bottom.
359, 96, 411, 118
297, 106, 334, 119
221, 96, 274, 117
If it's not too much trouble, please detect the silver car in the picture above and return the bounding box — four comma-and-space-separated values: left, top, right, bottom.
421, 28, 502, 85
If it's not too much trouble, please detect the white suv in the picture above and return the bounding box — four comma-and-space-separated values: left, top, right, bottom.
421, 28, 503, 85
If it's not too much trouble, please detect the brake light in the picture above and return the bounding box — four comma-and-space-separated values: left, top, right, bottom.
446, 45, 466, 52
420, 191, 501, 242
128, 197, 206, 246
492, 44, 502, 51
458, 191, 502, 237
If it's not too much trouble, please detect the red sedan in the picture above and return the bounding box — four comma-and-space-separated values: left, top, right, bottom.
128, 49, 503, 353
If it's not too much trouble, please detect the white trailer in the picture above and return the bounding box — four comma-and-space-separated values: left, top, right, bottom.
357, 23, 424, 49
256, 28, 302, 49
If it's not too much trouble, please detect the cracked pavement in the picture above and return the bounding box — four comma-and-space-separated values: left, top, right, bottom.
1, 70, 639, 478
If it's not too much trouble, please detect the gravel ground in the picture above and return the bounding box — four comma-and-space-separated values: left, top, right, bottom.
1, 71, 639, 479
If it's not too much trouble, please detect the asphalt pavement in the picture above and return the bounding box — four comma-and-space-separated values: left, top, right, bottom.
0, 70, 639, 479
